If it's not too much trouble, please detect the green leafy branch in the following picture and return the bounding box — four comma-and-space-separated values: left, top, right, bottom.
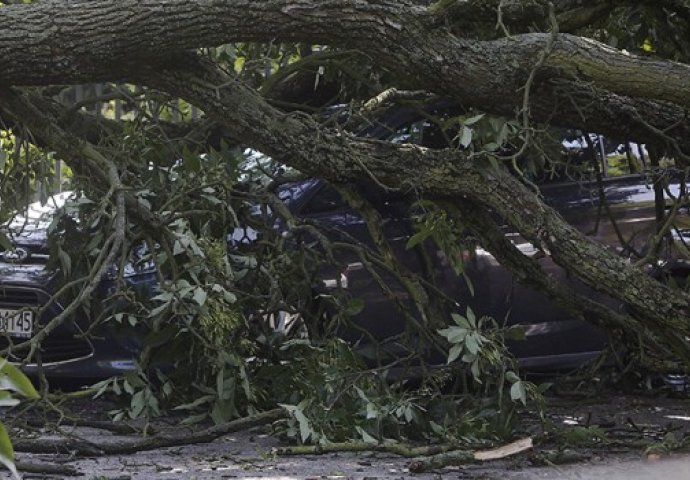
0, 358, 40, 480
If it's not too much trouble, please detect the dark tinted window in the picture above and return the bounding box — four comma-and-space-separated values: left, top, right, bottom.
301, 185, 348, 214
387, 110, 461, 149
543, 132, 647, 182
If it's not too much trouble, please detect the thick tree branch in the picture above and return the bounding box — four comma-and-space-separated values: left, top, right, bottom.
128, 56, 690, 347
2, 1, 690, 117
456, 201, 690, 361
430, 0, 620, 34
1, 1, 690, 366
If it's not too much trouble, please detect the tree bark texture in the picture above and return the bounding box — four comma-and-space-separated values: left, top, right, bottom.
1, 1, 690, 359
1, 1, 689, 152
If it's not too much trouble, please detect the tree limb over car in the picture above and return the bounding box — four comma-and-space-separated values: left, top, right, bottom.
0, 0, 690, 367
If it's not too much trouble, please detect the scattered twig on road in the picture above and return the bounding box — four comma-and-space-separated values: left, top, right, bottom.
528, 449, 591, 466
273, 442, 459, 457
15, 461, 81, 477
12, 407, 287, 456
408, 437, 533, 473
25, 417, 147, 435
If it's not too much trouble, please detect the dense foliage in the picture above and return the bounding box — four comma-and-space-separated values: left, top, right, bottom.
1, 0, 690, 460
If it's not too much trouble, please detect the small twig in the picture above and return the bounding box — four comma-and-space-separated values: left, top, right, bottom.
274, 442, 458, 457
529, 449, 590, 466
496, 1, 559, 186
25, 418, 145, 436
15, 461, 81, 477
362, 88, 431, 114
408, 437, 533, 473
13, 408, 287, 456
495, 0, 512, 38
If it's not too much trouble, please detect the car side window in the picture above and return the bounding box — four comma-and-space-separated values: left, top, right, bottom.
301, 185, 348, 215
595, 136, 647, 177
546, 132, 647, 182
387, 112, 460, 149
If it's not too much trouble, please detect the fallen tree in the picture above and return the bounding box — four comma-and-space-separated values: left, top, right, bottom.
1, 1, 690, 369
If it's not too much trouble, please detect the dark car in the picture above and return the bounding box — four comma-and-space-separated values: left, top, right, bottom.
2, 103, 688, 377
242, 104, 690, 371
0, 193, 150, 378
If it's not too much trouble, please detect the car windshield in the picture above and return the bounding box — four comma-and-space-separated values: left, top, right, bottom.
4, 191, 76, 242
11, 192, 74, 223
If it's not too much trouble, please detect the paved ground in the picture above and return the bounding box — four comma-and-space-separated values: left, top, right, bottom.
505, 456, 690, 480
5, 393, 690, 479
7, 427, 690, 479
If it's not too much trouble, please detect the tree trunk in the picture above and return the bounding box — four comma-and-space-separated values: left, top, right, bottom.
1, 1, 690, 363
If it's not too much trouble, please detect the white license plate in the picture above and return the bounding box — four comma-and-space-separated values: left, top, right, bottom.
0, 309, 33, 338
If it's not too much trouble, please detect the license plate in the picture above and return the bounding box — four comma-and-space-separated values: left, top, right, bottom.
0, 309, 33, 338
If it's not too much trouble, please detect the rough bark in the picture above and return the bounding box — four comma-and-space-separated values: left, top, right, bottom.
428, 0, 620, 34
0, 1, 690, 362
133, 57, 690, 342
12, 408, 287, 456
1, 0, 690, 149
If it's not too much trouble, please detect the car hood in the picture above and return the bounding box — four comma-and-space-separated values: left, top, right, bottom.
0, 193, 73, 283
0, 261, 54, 286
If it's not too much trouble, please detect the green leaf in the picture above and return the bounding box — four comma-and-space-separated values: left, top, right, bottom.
429, 421, 444, 435
510, 381, 527, 406
0, 360, 39, 399
295, 409, 311, 443
280, 404, 312, 443
438, 326, 468, 344
93, 379, 112, 399
174, 394, 215, 411
122, 379, 134, 395
124, 371, 145, 389
463, 272, 475, 296
406, 229, 432, 249
450, 313, 471, 329
345, 298, 364, 316
0, 421, 18, 480
201, 194, 223, 205
180, 413, 208, 425
487, 154, 500, 171
0, 392, 19, 408
192, 287, 207, 306
470, 360, 480, 380
130, 390, 145, 418
459, 126, 473, 148
173, 240, 185, 256
162, 381, 173, 397
57, 248, 72, 277
463, 113, 485, 126
223, 291, 237, 304
353, 386, 368, 403
0, 233, 12, 251
147, 302, 169, 318
151, 291, 174, 303
447, 344, 463, 364
355, 426, 378, 444
465, 333, 480, 355
496, 122, 510, 146
211, 400, 234, 424
404, 405, 414, 423
465, 307, 476, 328
461, 352, 477, 363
